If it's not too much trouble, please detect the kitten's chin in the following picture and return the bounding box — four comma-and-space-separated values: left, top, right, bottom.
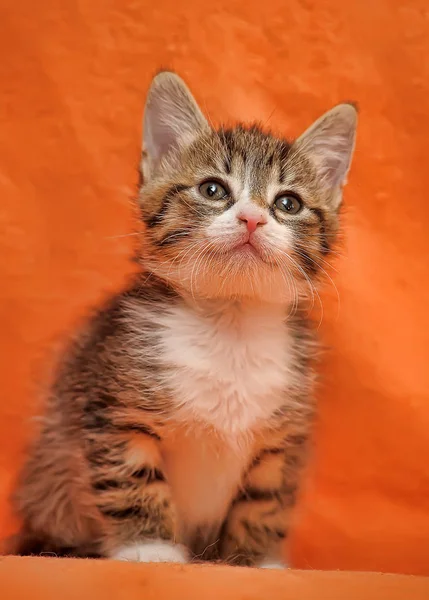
148, 257, 302, 305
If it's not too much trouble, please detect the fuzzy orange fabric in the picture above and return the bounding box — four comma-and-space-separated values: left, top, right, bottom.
1, 0, 429, 589
2, 557, 429, 600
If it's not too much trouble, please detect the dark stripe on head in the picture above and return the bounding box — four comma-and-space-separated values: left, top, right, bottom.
155, 228, 191, 247
239, 147, 247, 166
320, 235, 330, 255
295, 245, 319, 276
146, 184, 189, 228
219, 129, 235, 174
278, 142, 291, 184
310, 208, 330, 255
319, 222, 330, 255
311, 208, 324, 223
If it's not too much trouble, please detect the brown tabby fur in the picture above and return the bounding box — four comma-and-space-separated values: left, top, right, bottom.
9, 72, 356, 566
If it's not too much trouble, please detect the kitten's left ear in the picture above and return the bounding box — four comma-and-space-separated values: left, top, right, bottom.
142, 71, 209, 179
294, 103, 357, 196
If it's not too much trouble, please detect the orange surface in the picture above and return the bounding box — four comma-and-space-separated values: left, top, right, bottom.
2, 557, 429, 600
1, 0, 429, 589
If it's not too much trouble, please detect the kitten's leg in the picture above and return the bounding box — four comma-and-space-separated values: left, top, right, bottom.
85, 426, 187, 563
220, 429, 308, 568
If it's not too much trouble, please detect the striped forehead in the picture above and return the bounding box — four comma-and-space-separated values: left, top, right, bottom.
218, 128, 292, 202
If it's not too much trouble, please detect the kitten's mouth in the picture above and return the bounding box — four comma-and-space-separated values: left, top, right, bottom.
234, 241, 260, 256
204, 235, 276, 267
230, 238, 275, 266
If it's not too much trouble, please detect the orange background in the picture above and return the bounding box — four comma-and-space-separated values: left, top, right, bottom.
1, 0, 429, 578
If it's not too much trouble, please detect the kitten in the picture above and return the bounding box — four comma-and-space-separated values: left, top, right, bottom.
10, 72, 357, 567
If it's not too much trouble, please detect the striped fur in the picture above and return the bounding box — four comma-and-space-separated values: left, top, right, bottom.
10, 72, 357, 567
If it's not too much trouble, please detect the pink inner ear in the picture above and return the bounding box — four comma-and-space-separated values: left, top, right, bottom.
313, 133, 356, 188
144, 110, 180, 167
143, 73, 209, 171
295, 105, 357, 189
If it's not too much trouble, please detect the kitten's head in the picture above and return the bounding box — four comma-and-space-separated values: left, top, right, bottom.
139, 72, 357, 304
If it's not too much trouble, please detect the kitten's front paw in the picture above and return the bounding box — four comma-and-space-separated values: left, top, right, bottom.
258, 559, 288, 569
111, 540, 188, 563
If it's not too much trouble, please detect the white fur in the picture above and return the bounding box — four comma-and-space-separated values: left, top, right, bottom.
155, 300, 298, 435
124, 298, 299, 537
112, 540, 188, 563
259, 559, 288, 569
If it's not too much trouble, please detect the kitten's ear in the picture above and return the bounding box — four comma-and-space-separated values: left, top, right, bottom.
142, 71, 209, 178
294, 103, 357, 193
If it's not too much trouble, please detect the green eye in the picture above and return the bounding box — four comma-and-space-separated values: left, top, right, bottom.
274, 194, 302, 215
199, 181, 228, 200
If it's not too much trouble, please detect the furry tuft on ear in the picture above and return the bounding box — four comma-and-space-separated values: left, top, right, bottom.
142, 71, 209, 178
294, 103, 358, 191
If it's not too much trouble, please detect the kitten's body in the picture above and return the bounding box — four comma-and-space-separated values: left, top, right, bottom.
15, 283, 312, 562
11, 72, 357, 566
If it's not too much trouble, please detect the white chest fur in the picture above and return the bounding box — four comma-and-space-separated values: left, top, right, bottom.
124, 298, 298, 538
155, 300, 296, 435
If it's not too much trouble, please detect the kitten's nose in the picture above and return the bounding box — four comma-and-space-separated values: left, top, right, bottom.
238, 212, 267, 233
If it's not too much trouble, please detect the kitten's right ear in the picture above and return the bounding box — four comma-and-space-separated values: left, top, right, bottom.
142, 71, 209, 178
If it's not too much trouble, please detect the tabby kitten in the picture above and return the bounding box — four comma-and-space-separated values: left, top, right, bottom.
11, 72, 357, 567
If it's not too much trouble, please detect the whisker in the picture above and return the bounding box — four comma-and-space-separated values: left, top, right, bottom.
287, 254, 324, 328
293, 248, 340, 320
270, 247, 323, 325
105, 231, 144, 239
156, 230, 190, 246
294, 245, 339, 273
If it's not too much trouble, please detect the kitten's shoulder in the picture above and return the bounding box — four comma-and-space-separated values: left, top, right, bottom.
69, 273, 178, 352
50, 274, 175, 395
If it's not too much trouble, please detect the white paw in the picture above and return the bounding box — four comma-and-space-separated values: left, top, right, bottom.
259, 559, 288, 569
111, 540, 188, 563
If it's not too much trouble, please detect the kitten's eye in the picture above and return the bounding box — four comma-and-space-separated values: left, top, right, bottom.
199, 181, 228, 200
274, 194, 302, 215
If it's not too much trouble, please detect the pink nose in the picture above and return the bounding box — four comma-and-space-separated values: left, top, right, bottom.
238, 213, 267, 233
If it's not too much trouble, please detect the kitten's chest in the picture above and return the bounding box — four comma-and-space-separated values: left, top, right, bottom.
162, 425, 252, 546
155, 302, 296, 434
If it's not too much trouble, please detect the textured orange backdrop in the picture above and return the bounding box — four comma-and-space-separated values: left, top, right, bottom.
1, 0, 429, 578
